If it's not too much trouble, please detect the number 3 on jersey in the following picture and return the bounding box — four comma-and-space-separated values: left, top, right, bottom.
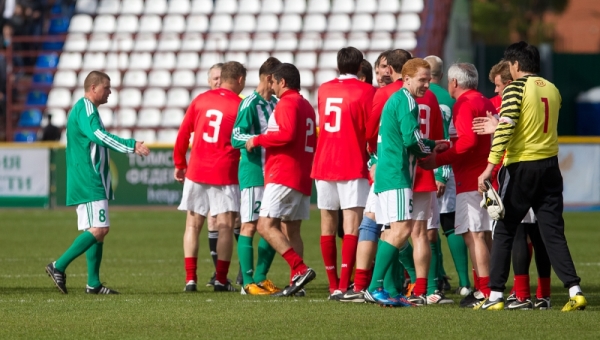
203, 109, 223, 143
324, 98, 342, 132
305, 117, 315, 152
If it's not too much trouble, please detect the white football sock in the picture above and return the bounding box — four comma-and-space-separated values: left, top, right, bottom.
569, 285, 582, 297
490, 291, 503, 301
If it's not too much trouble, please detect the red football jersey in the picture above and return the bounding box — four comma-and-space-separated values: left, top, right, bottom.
254, 89, 316, 196
413, 90, 444, 192
436, 90, 496, 194
173, 88, 242, 185
311, 76, 376, 181
366, 79, 403, 151
490, 95, 502, 112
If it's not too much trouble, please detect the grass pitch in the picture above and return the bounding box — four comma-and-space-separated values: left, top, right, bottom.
0, 209, 599, 339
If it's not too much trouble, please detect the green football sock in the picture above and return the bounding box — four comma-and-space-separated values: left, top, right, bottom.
253, 237, 276, 283
86, 242, 103, 288
237, 235, 255, 285
427, 241, 440, 295
445, 229, 471, 288
437, 235, 447, 279
368, 241, 398, 292
55, 231, 98, 272
398, 242, 416, 283
382, 248, 401, 296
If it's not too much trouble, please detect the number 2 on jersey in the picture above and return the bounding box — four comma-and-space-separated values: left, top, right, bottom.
305, 118, 314, 152
324, 98, 342, 132
541, 97, 549, 133
202, 109, 223, 143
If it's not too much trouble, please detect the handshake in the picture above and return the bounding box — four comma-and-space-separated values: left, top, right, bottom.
418, 140, 450, 170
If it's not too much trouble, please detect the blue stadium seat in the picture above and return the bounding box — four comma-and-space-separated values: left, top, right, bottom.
42, 42, 65, 51
26, 91, 48, 106
36, 54, 59, 69
14, 131, 38, 142
18, 109, 43, 127
49, 18, 70, 34
32, 73, 54, 86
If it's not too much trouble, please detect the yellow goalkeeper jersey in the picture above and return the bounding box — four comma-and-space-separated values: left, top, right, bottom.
489, 75, 561, 166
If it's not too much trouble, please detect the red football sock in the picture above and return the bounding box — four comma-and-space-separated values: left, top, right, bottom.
339, 235, 358, 292
537, 277, 551, 298
514, 274, 531, 300
215, 260, 230, 284
354, 269, 370, 292
184, 257, 197, 282
473, 268, 480, 291
320, 235, 338, 293
413, 278, 427, 296
527, 242, 533, 265
282, 248, 308, 278
478, 276, 490, 297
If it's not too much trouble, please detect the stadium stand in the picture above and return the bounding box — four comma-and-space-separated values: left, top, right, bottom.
7, 0, 424, 143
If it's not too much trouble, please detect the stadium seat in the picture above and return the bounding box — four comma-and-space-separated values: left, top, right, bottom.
47, 108, 67, 127
370, 32, 392, 50
163, 15, 186, 33
36, 53, 59, 68
113, 33, 134, 51
394, 32, 418, 50
229, 33, 252, 51
233, 14, 256, 32
204, 33, 228, 51
378, 0, 400, 13
176, 52, 199, 69
332, 0, 354, 13
199, 52, 222, 69
137, 108, 162, 127
397, 13, 421, 31
46, 88, 70, 107
71, 89, 84, 105
162, 108, 184, 127
57, 52, 82, 70
186, 14, 209, 33
64, 33, 87, 52
14, 131, 37, 143
111, 129, 132, 139
53, 70, 77, 87
106, 52, 129, 69
283, 0, 304, 13
214, 0, 238, 14
356, 0, 377, 13
322, 33, 346, 51
255, 14, 278, 32
157, 129, 179, 143
239, 0, 260, 14
262, 0, 283, 14
347, 32, 369, 51
145, 0, 168, 15
295, 52, 317, 69
116, 15, 139, 33
115, 108, 137, 127
298, 33, 322, 51
191, 87, 209, 98
18, 109, 43, 127
50, 17, 70, 35
225, 52, 248, 65
122, 0, 143, 14
106, 90, 119, 108
96, 0, 120, 14
190, 0, 213, 14
32, 73, 53, 86
272, 51, 293, 64
351, 14, 373, 32
181, 33, 204, 51
134, 33, 158, 51
210, 14, 233, 33
402, 0, 424, 13
120, 89, 142, 107
128, 52, 152, 69
83, 52, 106, 70
167, 88, 190, 107
134, 129, 157, 144
307, 0, 330, 13
318, 52, 338, 69
252, 33, 275, 51
75, 0, 97, 14
374, 13, 396, 32
148, 70, 172, 87
168, 0, 191, 14
157, 33, 182, 51
303, 14, 326, 32
327, 14, 351, 32
143, 88, 167, 107
88, 33, 111, 51
299, 70, 314, 87
248, 52, 270, 68
279, 14, 302, 32
172, 70, 195, 87
366, 52, 381, 65
93, 14, 116, 33
123, 70, 148, 87
139, 15, 162, 33
274, 33, 297, 51
69, 14, 93, 33
98, 108, 113, 127
245, 69, 259, 87
105, 70, 122, 87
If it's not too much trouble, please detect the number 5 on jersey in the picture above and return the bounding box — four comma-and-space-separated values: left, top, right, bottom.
324, 98, 342, 132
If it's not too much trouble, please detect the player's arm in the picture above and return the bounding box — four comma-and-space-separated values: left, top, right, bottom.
231, 103, 256, 149
79, 108, 136, 153
400, 106, 435, 158
173, 104, 197, 169
366, 90, 385, 151
488, 81, 525, 164
253, 101, 297, 148
436, 102, 480, 166
434, 165, 450, 184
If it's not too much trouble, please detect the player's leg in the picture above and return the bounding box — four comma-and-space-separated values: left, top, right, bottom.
206, 215, 218, 285
506, 223, 534, 309
440, 211, 471, 294
316, 180, 341, 296
425, 193, 453, 303
352, 187, 380, 293
407, 192, 432, 304
527, 221, 552, 309
233, 214, 243, 285
282, 220, 303, 257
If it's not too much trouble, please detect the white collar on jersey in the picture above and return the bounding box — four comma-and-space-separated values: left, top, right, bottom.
338, 74, 359, 80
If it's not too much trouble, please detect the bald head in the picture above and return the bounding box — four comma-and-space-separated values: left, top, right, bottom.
424, 55, 443, 83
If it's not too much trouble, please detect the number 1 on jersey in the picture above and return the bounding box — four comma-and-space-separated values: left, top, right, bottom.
324, 98, 342, 132
305, 118, 314, 152
541, 97, 549, 134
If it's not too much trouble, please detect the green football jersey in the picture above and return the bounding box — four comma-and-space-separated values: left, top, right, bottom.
374, 88, 436, 193
429, 83, 455, 184
66, 97, 136, 206
231, 91, 278, 190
